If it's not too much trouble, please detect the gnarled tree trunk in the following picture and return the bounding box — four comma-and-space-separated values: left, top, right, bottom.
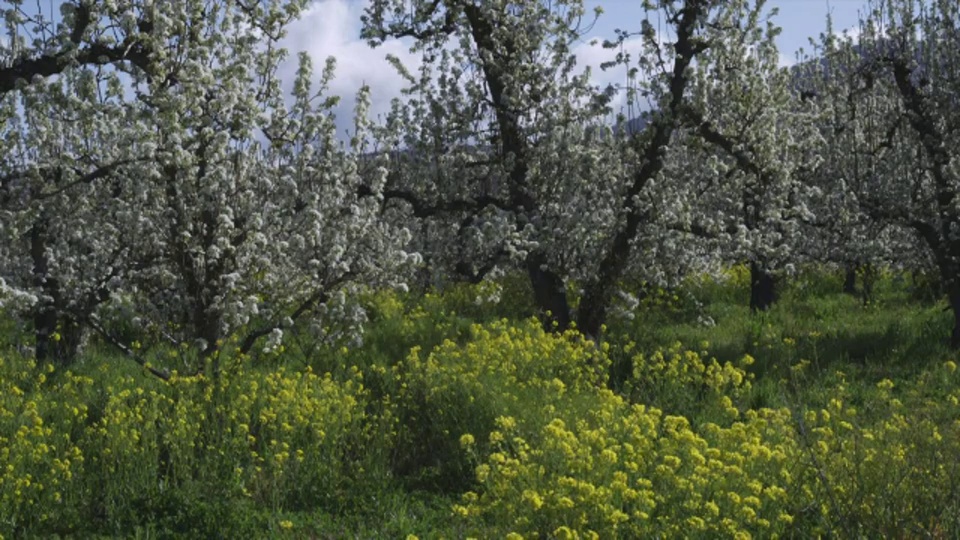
949, 285, 960, 350
843, 264, 857, 296
749, 261, 777, 312
526, 253, 571, 331
30, 218, 82, 365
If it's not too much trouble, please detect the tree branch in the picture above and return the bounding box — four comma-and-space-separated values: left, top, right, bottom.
85, 314, 171, 381
359, 182, 510, 218
237, 271, 357, 355
0, 33, 154, 95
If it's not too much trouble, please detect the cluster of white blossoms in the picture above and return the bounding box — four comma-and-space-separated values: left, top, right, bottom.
0, 0, 413, 367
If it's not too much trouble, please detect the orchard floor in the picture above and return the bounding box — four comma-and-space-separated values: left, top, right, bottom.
2, 267, 959, 538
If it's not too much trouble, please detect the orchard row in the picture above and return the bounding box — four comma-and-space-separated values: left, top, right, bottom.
1, 0, 956, 368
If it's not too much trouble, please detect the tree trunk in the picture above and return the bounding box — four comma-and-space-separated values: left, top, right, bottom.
574, 2, 705, 341
860, 263, 876, 305
749, 261, 777, 312
949, 287, 960, 349
191, 297, 223, 376
32, 302, 57, 363
577, 277, 613, 342
843, 264, 857, 296
30, 218, 81, 365
526, 253, 571, 332
32, 220, 55, 362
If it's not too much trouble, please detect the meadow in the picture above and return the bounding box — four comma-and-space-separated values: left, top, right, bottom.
2, 266, 959, 538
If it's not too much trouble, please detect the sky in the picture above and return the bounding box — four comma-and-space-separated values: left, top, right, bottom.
586, 0, 872, 61
284, 0, 876, 134
12, 0, 877, 134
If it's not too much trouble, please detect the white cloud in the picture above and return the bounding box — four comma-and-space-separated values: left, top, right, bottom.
281, 0, 422, 137
280, 2, 656, 133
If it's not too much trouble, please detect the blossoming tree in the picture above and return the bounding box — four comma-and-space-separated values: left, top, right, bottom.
0, 0, 161, 363
812, 0, 960, 345
1, 0, 413, 371
679, 1, 825, 311
362, 0, 804, 337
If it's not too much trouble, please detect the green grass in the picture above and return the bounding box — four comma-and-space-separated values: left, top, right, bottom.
606, 270, 950, 407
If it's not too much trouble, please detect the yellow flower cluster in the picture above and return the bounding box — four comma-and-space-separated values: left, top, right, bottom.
419, 319, 960, 538
721, 263, 752, 290
161, 364, 368, 510
621, 341, 752, 422
789, 365, 960, 535
389, 318, 609, 490
458, 384, 800, 538
0, 351, 369, 536
0, 359, 88, 532
402, 318, 608, 398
